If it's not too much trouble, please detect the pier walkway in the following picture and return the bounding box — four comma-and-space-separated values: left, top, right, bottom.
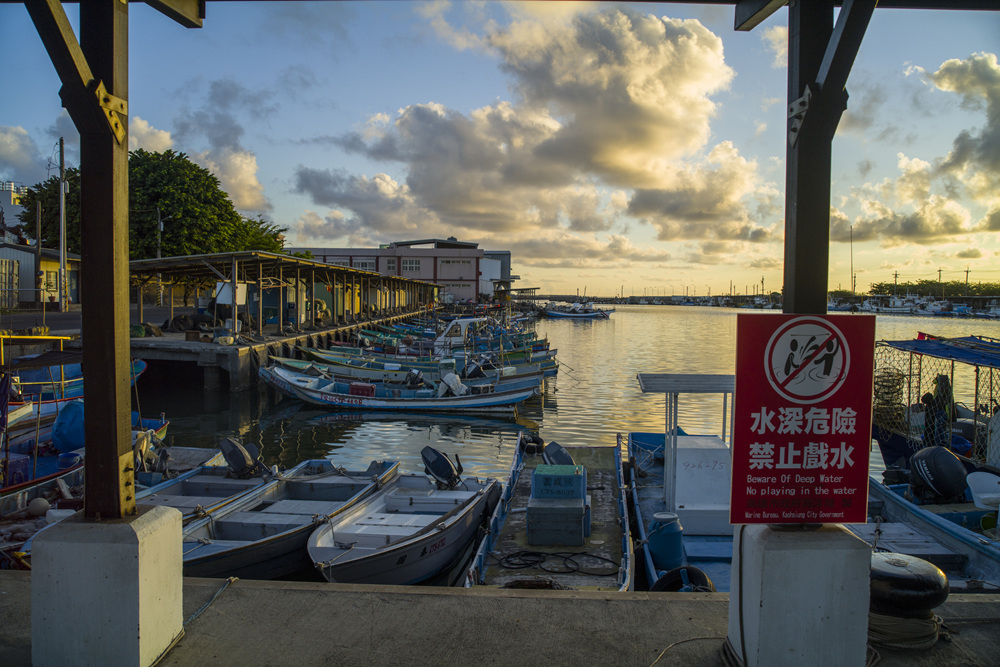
2, 571, 998, 665
1, 304, 433, 392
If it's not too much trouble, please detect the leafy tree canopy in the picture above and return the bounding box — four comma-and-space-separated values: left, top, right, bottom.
16, 149, 286, 258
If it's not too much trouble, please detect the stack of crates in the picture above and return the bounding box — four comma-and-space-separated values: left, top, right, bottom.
526, 464, 591, 546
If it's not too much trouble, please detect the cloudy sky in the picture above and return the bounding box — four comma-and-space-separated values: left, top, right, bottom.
2, 2, 998, 297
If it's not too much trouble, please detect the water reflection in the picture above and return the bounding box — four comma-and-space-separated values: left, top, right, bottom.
141, 307, 1000, 478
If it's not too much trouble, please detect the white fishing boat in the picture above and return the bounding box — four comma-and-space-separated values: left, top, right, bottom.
308, 447, 501, 585
182, 452, 400, 580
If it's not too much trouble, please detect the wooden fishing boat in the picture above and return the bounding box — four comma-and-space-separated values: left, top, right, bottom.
182, 457, 400, 579
1, 405, 171, 509
302, 342, 558, 373
466, 435, 633, 590
260, 365, 539, 413
268, 354, 544, 391
308, 447, 501, 585
543, 302, 613, 319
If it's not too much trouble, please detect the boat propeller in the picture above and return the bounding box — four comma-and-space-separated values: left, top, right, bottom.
421, 446, 463, 489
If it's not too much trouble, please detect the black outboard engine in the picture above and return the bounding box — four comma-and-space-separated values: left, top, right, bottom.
909, 446, 968, 503
405, 368, 425, 389
421, 446, 463, 489
464, 360, 487, 379
542, 441, 575, 466
219, 437, 269, 479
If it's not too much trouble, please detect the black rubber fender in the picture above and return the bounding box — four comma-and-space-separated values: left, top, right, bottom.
870, 552, 949, 618
518, 433, 544, 455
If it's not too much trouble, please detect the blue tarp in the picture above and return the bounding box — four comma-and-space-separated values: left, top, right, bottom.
880, 335, 1000, 370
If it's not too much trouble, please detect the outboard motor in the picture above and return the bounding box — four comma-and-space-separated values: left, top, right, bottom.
405, 368, 425, 389
219, 437, 269, 479
542, 441, 575, 466
909, 446, 968, 503
421, 446, 463, 489
464, 360, 487, 379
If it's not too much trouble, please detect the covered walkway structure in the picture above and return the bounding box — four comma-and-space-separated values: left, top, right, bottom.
129, 251, 438, 337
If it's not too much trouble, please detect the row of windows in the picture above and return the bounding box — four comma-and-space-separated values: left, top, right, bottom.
440, 259, 471, 265
322, 257, 420, 271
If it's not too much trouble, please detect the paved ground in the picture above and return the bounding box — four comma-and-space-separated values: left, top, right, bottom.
0, 304, 184, 337
2, 571, 999, 666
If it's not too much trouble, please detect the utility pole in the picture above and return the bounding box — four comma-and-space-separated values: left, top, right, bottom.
35, 201, 42, 310
59, 136, 67, 311
939, 268, 944, 297
850, 225, 854, 295
893, 271, 898, 296
965, 267, 970, 296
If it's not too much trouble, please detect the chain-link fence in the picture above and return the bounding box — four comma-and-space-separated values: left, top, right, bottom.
873, 341, 1000, 466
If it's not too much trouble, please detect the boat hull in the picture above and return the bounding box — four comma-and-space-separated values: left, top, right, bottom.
310, 475, 501, 585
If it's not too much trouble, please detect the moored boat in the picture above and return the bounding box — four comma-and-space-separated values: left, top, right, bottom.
466, 434, 633, 590
629, 370, 1000, 596
308, 447, 500, 585
260, 364, 539, 413
543, 302, 613, 318
181, 455, 401, 579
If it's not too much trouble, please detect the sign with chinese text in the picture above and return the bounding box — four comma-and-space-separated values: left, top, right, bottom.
730, 314, 875, 524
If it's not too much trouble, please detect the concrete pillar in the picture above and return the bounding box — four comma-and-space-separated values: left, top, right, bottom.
32, 505, 183, 666
203, 365, 222, 391
727, 524, 870, 666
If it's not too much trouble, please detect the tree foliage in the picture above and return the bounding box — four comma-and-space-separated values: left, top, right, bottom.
869, 279, 1000, 298
15, 149, 286, 258
13, 167, 82, 252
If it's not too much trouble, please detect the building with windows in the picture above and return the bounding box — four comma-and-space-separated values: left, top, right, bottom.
1, 182, 29, 231
287, 238, 514, 303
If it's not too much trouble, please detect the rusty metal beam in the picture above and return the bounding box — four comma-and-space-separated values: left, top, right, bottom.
145, 0, 204, 29
735, 0, 786, 31
78, 0, 135, 518
783, 0, 834, 315
24, 0, 128, 144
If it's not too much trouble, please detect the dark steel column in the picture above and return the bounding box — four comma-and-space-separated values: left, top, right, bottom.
783, 1, 833, 314
80, 0, 134, 518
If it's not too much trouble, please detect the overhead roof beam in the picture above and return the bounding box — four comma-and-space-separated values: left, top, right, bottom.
735, 0, 786, 31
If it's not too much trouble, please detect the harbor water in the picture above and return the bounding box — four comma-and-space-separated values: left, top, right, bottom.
140, 306, 1000, 480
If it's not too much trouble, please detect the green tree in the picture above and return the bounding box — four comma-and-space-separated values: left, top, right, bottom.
14, 167, 82, 252
16, 149, 287, 258
232, 214, 285, 254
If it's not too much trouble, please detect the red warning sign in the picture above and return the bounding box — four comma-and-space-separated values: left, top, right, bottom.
730, 314, 875, 525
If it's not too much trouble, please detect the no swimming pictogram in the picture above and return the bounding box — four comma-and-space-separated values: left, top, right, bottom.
764, 317, 850, 404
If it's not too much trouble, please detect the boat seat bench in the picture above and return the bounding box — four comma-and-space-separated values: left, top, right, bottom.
183, 539, 253, 558
143, 494, 229, 510
333, 512, 438, 548
261, 499, 348, 515
384, 490, 476, 513
180, 476, 263, 495
209, 500, 348, 540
